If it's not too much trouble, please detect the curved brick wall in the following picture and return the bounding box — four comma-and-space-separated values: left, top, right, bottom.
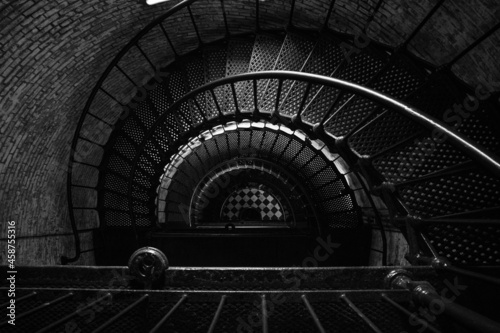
367, 0, 500, 87
0, 0, 182, 265
0, 0, 498, 265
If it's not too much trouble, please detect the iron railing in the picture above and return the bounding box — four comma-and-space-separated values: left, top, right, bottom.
123, 70, 500, 284
2, 264, 500, 332
65, 0, 500, 268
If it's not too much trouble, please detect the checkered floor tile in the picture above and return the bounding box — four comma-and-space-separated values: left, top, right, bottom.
221, 187, 284, 221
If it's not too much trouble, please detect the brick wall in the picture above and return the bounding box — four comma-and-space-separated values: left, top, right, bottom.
0, 0, 498, 265
0, 0, 182, 265
366, 0, 500, 88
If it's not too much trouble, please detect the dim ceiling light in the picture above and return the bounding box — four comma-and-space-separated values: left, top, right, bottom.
146, 0, 173, 5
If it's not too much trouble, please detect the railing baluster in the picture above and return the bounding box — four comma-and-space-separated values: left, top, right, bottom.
367, 130, 422, 161
363, 0, 385, 33
255, 0, 260, 31
431, 206, 500, 220
70, 184, 98, 189
269, 124, 282, 152
396, 217, 500, 225
192, 97, 208, 122
401, 0, 445, 48
231, 82, 240, 116
207, 295, 226, 333
357, 173, 388, 266
344, 107, 386, 140
296, 82, 313, 118
438, 264, 500, 287
99, 87, 126, 106
135, 43, 156, 71
77, 135, 105, 147
297, 147, 335, 172
273, 79, 284, 115
36, 293, 112, 333
150, 294, 188, 333
72, 160, 99, 169
321, 91, 347, 126
159, 22, 178, 57
286, 139, 309, 165
341, 294, 383, 333
209, 89, 224, 117
416, 253, 500, 286
0, 291, 37, 307
187, 5, 203, 46
252, 79, 259, 116
301, 294, 326, 333
380, 293, 442, 333
277, 134, 295, 161
0, 293, 74, 327
447, 21, 500, 67
419, 232, 441, 258
116, 64, 137, 86
176, 103, 194, 129
288, 0, 297, 28
92, 294, 149, 333
160, 179, 192, 198
292, 84, 323, 118
219, 0, 230, 37
261, 295, 269, 333
392, 160, 475, 188
87, 112, 114, 128
306, 163, 330, 179
323, 0, 338, 30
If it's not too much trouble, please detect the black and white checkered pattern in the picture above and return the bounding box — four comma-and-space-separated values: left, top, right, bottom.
222, 187, 284, 221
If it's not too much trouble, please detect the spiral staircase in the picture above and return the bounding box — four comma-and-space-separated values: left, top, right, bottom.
2, 0, 500, 332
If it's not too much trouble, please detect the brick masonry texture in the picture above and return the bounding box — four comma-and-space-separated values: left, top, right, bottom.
0, 0, 182, 265
0, 0, 499, 265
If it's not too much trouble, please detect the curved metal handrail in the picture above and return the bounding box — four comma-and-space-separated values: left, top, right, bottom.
138, 71, 500, 178
125, 71, 500, 268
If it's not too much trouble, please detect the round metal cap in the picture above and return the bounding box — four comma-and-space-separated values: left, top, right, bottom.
128, 247, 169, 282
